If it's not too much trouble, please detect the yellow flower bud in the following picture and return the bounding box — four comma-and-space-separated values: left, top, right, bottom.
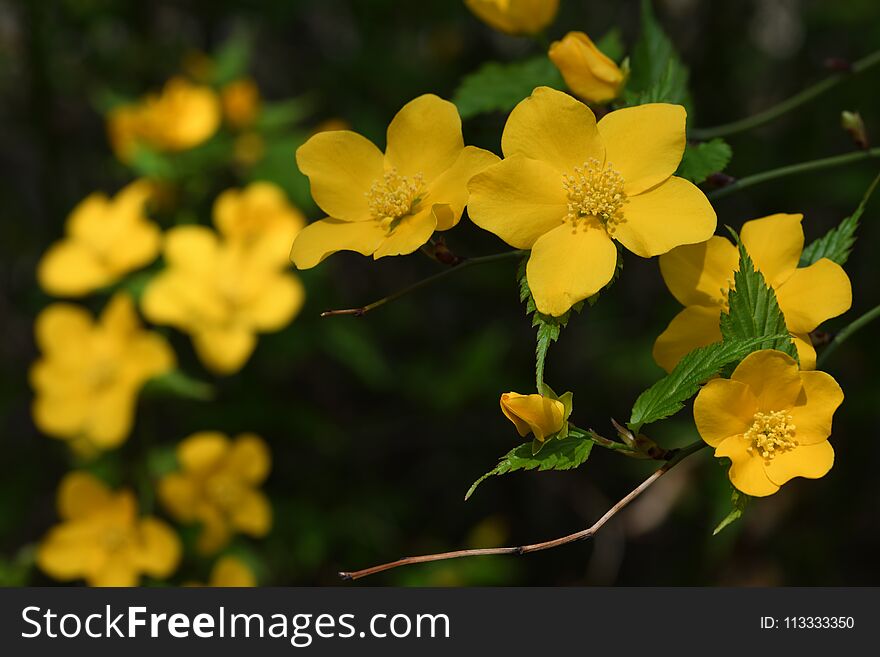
500, 392, 565, 442
465, 0, 559, 36
549, 32, 624, 104
222, 78, 261, 129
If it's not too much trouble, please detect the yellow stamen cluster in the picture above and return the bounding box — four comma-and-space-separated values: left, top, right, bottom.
562, 158, 627, 232
366, 169, 424, 228
745, 410, 798, 461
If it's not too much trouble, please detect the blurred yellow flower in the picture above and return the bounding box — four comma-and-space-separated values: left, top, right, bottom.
37, 180, 159, 297
30, 293, 175, 453
37, 472, 180, 586
221, 78, 261, 129
209, 555, 257, 586
654, 213, 852, 372
694, 350, 842, 497
549, 31, 625, 104
142, 223, 304, 375
159, 432, 272, 554
107, 77, 221, 162
290, 94, 499, 268
465, 0, 558, 35
214, 181, 306, 267
233, 132, 265, 166
500, 392, 566, 442
469, 87, 715, 317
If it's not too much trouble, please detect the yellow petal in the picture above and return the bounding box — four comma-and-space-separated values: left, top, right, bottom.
135, 517, 181, 578
31, 391, 90, 439
764, 440, 834, 487
549, 31, 624, 104
427, 146, 501, 230
104, 216, 161, 276
467, 155, 567, 249
792, 333, 816, 370
227, 433, 271, 484
614, 176, 717, 258
597, 104, 687, 195
499, 392, 565, 441
124, 333, 176, 382
501, 87, 604, 172
527, 219, 618, 316
372, 207, 438, 259
659, 236, 738, 308
100, 293, 139, 337
90, 555, 140, 587
731, 349, 802, 411
179, 431, 230, 473
210, 556, 256, 587
34, 303, 93, 354
295, 130, 384, 221
37, 241, 113, 297
465, 0, 559, 35
715, 435, 779, 497
789, 370, 844, 445
196, 506, 232, 555
158, 473, 199, 522
85, 386, 137, 449
163, 225, 219, 274
36, 523, 99, 582
229, 489, 272, 537
58, 472, 112, 520
385, 95, 464, 181
774, 258, 852, 333
740, 213, 804, 288
289, 218, 386, 269
238, 273, 305, 331
693, 378, 758, 447
192, 326, 257, 375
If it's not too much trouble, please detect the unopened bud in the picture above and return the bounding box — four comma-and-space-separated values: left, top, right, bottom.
841, 111, 869, 149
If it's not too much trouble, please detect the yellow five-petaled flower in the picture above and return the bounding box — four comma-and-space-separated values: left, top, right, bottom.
654, 213, 852, 371
290, 95, 499, 268
694, 350, 842, 497
469, 87, 716, 317
37, 472, 181, 586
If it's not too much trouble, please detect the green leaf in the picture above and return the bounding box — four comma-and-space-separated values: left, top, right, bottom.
595, 28, 625, 63
713, 488, 750, 536
143, 370, 215, 401
628, 336, 784, 432
256, 96, 316, 132
454, 56, 564, 119
720, 238, 798, 360
210, 32, 252, 86
465, 432, 594, 500
800, 172, 879, 267
676, 138, 732, 184
626, 0, 691, 107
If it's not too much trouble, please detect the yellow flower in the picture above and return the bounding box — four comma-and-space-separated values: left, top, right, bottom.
37, 180, 159, 297
233, 132, 265, 166
469, 87, 716, 317
30, 293, 175, 453
158, 432, 272, 555
221, 78, 261, 129
654, 213, 852, 372
37, 472, 180, 586
142, 224, 305, 375
465, 0, 559, 35
549, 32, 625, 104
693, 350, 842, 497
500, 392, 567, 442
213, 181, 306, 268
290, 94, 499, 268
107, 77, 220, 162
209, 556, 257, 586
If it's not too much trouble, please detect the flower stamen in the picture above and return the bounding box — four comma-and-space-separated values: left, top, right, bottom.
366, 169, 425, 230
744, 410, 797, 462
562, 158, 627, 233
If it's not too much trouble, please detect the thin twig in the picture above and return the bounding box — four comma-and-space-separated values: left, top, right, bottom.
690, 49, 880, 140
707, 148, 880, 201
321, 250, 526, 317
817, 302, 880, 367
339, 440, 707, 581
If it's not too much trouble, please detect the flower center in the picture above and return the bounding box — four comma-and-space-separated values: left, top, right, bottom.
563, 159, 627, 233
101, 526, 128, 553
366, 169, 425, 230
744, 410, 798, 461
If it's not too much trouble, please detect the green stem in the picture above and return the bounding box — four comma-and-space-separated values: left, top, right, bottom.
708, 148, 880, 200
321, 250, 526, 317
690, 49, 880, 140
817, 303, 880, 367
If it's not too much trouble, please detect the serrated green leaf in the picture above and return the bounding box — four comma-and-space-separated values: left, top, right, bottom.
454, 56, 564, 119
210, 32, 251, 86
713, 488, 750, 536
143, 370, 215, 401
626, 0, 691, 108
676, 138, 732, 184
628, 336, 784, 432
721, 239, 798, 359
465, 433, 594, 500
800, 172, 879, 267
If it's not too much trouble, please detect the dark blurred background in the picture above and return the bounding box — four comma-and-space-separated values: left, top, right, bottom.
1, 0, 879, 585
